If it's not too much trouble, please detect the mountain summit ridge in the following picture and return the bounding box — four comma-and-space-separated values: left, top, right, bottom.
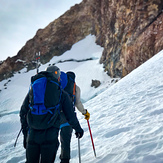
0, 0, 162, 81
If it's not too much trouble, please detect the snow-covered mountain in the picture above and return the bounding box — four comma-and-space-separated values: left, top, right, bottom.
0, 35, 163, 163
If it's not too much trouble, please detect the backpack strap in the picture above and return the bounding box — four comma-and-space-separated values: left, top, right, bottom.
50, 80, 62, 109
68, 76, 76, 105
72, 82, 76, 106
47, 80, 62, 124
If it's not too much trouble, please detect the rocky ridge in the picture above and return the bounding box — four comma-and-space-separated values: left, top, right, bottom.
0, 0, 162, 81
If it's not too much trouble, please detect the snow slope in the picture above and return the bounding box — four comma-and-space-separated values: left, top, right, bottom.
0, 35, 163, 163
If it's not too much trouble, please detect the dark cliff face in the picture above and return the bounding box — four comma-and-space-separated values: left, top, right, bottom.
0, 0, 163, 81
94, 0, 163, 77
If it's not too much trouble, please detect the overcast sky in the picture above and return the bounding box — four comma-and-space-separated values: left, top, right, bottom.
0, 0, 82, 61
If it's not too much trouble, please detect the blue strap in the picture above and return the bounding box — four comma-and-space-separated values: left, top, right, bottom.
60, 122, 70, 129
47, 107, 55, 114
69, 76, 75, 82
50, 80, 60, 86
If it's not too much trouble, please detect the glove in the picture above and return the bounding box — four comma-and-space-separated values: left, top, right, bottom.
22, 126, 28, 149
23, 135, 27, 149
83, 110, 90, 120
75, 128, 84, 139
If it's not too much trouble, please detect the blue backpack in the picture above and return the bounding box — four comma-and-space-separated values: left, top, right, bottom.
60, 71, 76, 105
60, 71, 68, 89
60, 71, 76, 129
27, 71, 62, 130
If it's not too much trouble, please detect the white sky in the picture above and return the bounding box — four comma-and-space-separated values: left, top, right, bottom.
0, 0, 82, 61
0, 34, 163, 163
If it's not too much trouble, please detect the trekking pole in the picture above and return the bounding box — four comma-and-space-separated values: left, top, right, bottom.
35, 52, 40, 74
78, 136, 81, 163
14, 128, 22, 147
87, 119, 96, 157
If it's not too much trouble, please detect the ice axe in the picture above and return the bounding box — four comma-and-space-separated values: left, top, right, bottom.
14, 128, 22, 147
87, 119, 96, 157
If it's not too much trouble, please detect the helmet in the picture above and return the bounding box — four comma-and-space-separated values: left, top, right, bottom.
45, 65, 61, 79
66, 71, 76, 80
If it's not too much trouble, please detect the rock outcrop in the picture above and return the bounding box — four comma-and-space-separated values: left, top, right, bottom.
96, 0, 163, 77
91, 79, 101, 88
0, 0, 162, 81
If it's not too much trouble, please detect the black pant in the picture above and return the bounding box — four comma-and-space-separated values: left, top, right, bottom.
60, 126, 73, 162
26, 127, 59, 163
